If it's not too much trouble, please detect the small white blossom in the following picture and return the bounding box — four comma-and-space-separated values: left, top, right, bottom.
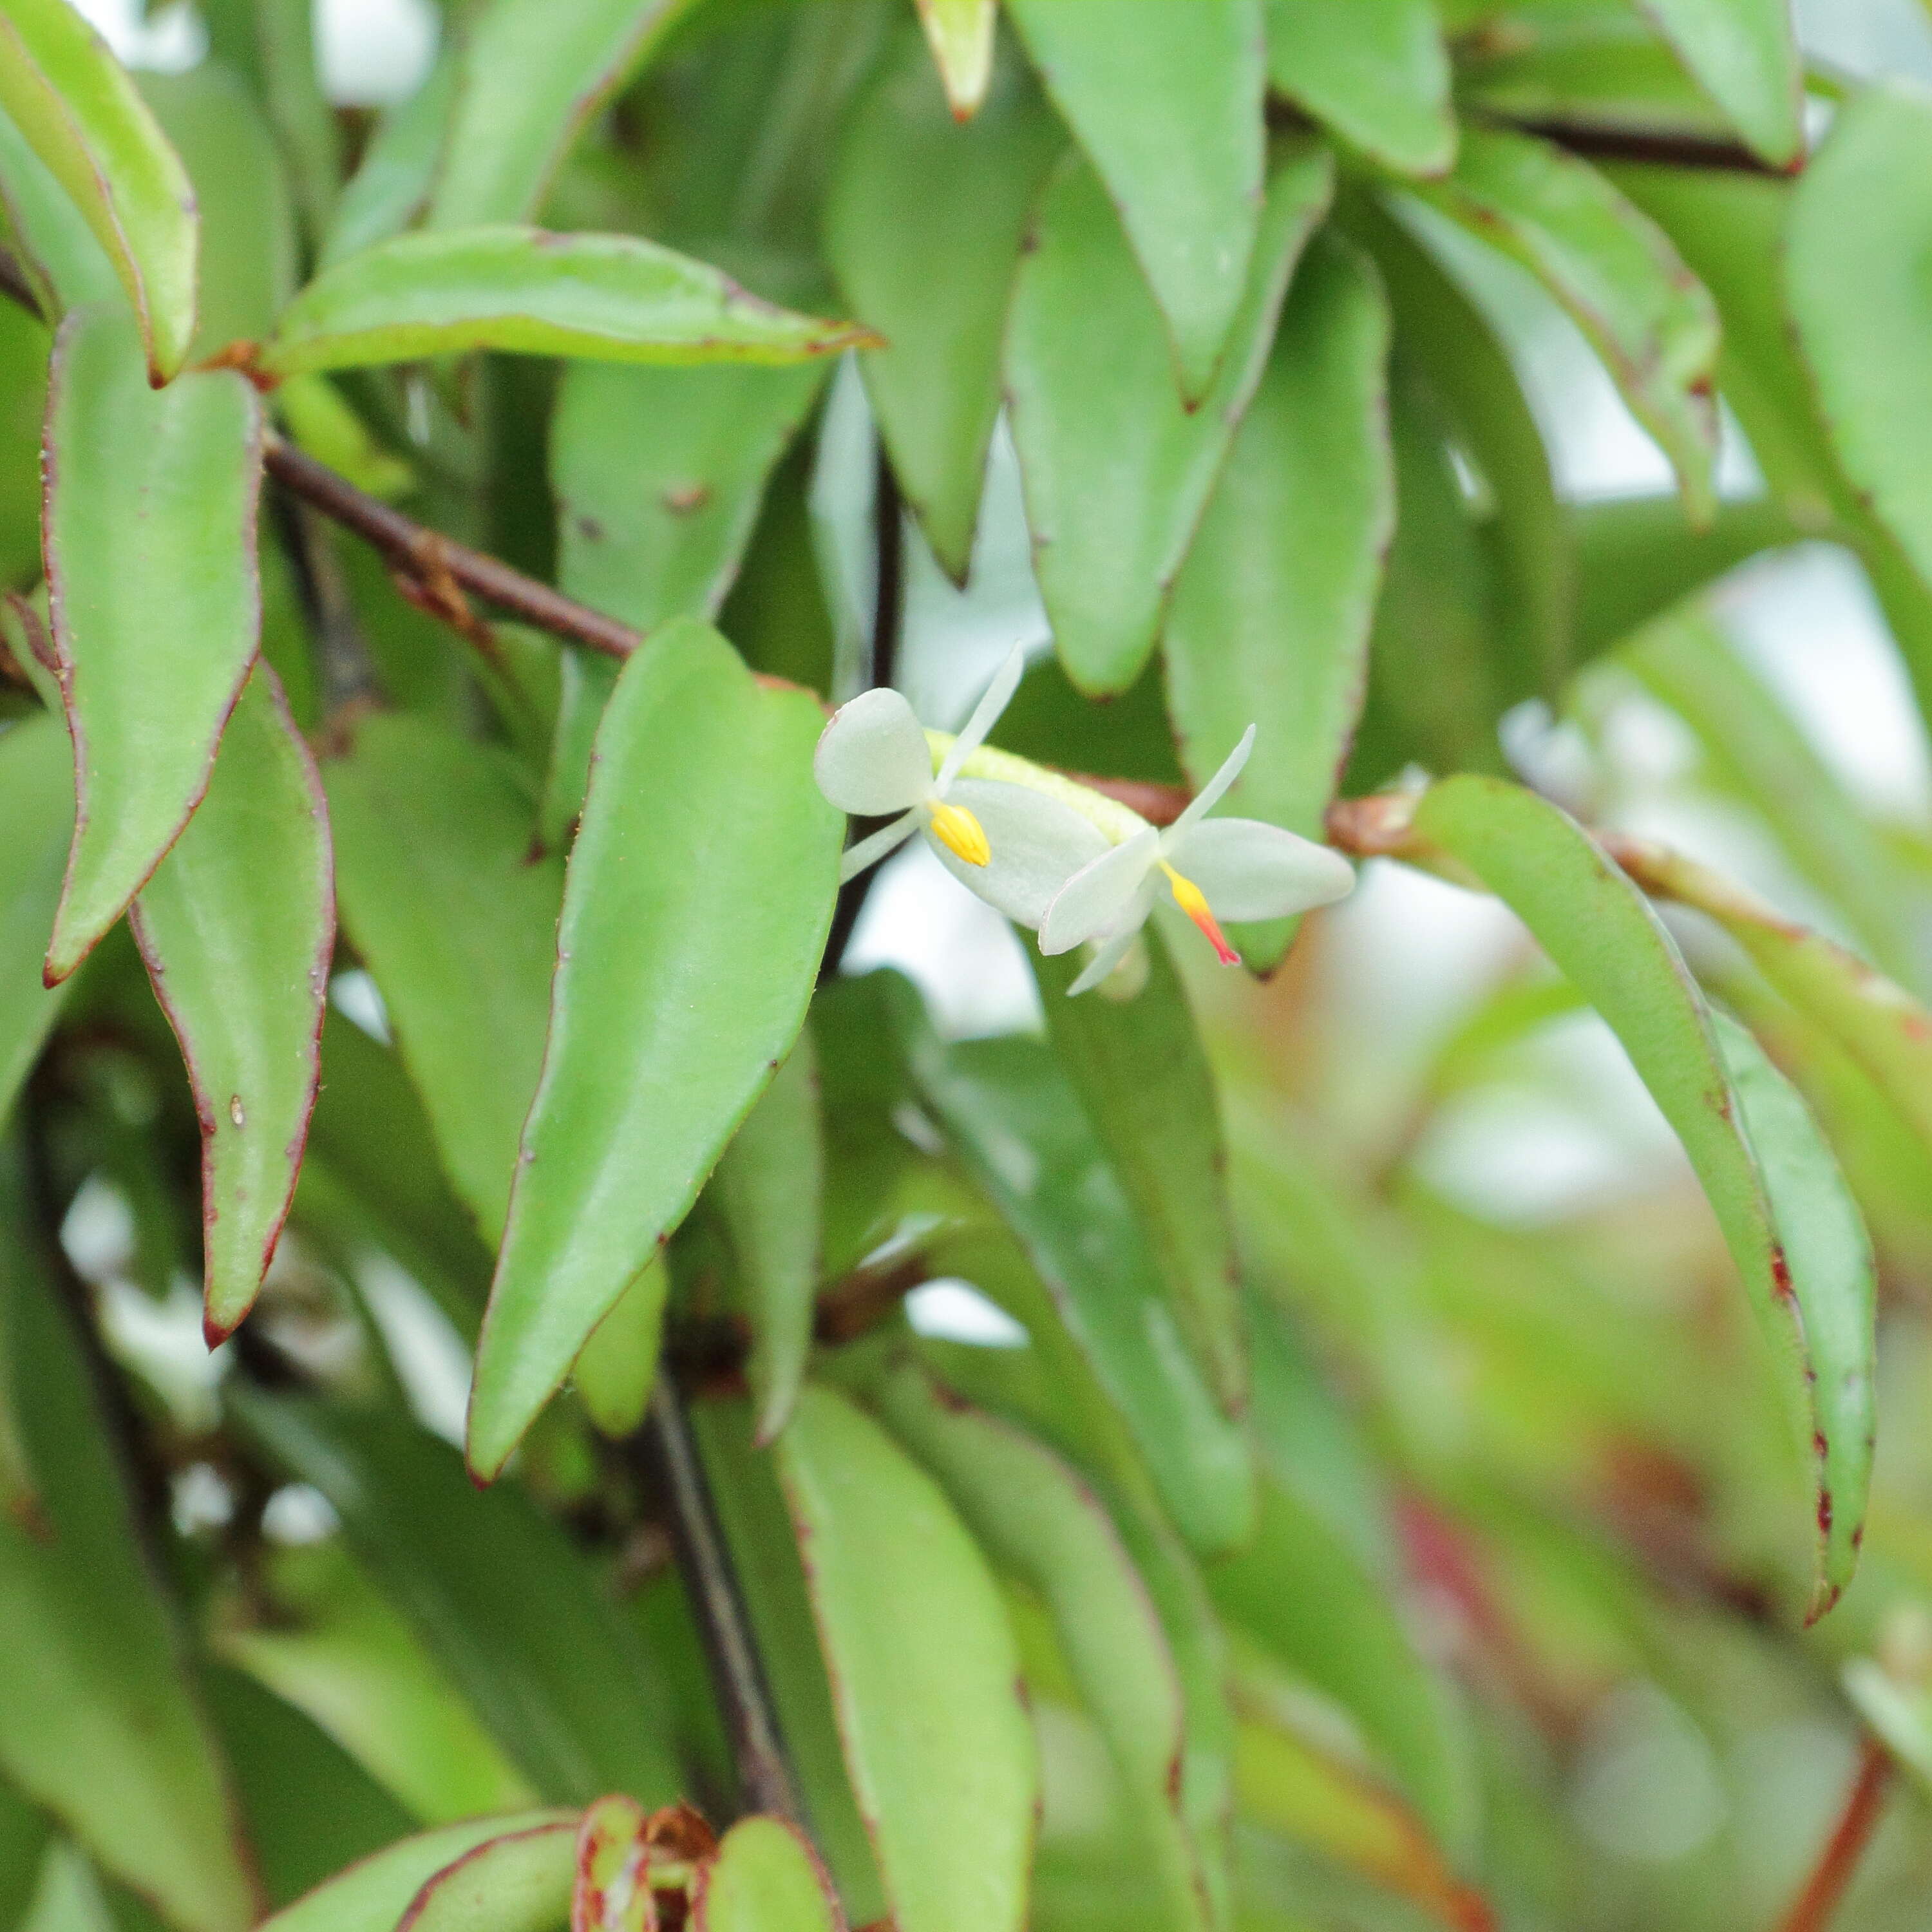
813, 645, 1110, 928
1040, 727, 1356, 994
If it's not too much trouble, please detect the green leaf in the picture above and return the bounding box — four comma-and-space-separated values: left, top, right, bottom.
775, 1384, 1036, 1932
911, 0, 997, 120
1229, 1662, 1484, 1928
902, 1023, 1255, 1557
694, 1818, 840, 1932
1005, 0, 1266, 401
872, 1361, 1212, 1932
1787, 86, 1932, 605
1352, 193, 1569, 710
1030, 929, 1242, 1416
1622, 841, 1932, 1178
1572, 491, 1795, 664
692, 1401, 886, 1926
200, 1665, 413, 1912
0, 0, 196, 381
553, 362, 826, 630
128, 666, 330, 1341
1634, 0, 1801, 166
715, 1034, 824, 1445
825, 24, 1062, 578
1263, 0, 1454, 177
260, 227, 875, 379
138, 64, 297, 360
231, 1390, 683, 1808
1708, 1007, 1876, 1595
0, 715, 73, 1128
0, 1159, 259, 1932
428, 0, 700, 230
320, 52, 457, 270
41, 305, 264, 983
1843, 1658, 1932, 1801
1164, 229, 1392, 970
571, 1256, 667, 1441
1407, 774, 1877, 1615
258, 1816, 575, 1932
1622, 607, 1925, 989
1612, 158, 1932, 721
1210, 1478, 1477, 1858
325, 715, 565, 1243
395, 1817, 576, 1932
0, 88, 121, 319
1406, 128, 1720, 522
1008, 140, 1334, 694
296, 1010, 495, 1338
469, 620, 839, 1481
213, 1539, 536, 1827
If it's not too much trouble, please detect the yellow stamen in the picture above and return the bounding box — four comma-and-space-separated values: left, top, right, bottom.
1161, 862, 1240, 966
929, 800, 990, 867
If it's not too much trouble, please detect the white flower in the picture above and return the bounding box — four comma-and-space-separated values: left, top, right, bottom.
1039, 726, 1356, 994
813, 645, 1110, 929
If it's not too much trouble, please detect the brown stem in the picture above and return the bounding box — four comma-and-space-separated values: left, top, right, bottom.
262, 438, 645, 660
1489, 118, 1794, 176
634, 1376, 802, 1824
1771, 1738, 1891, 1932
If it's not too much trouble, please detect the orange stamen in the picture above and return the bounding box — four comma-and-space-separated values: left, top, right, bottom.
1162, 863, 1240, 966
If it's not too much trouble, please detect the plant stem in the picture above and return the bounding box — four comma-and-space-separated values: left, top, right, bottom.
636, 1375, 803, 1824
263, 437, 645, 660
1771, 1738, 1891, 1932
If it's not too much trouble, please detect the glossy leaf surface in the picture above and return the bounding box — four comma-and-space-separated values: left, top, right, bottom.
0, 715, 74, 1126
1008, 141, 1333, 693
1263, 0, 1454, 177
905, 1027, 1255, 1555
42, 304, 263, 982
715, 1035, 823, 1444
1410, 775, 1875, 1613
553, 362, 824, 631
1164, 229, 1390, 969
0, 0, 196, 379
233, 1391, 682, 1807
131, 665, 331, 1340
1005, 0, 1266, 400
826, 26, 1061, 577
261, 227, 873, 377
326, 716, 564, 1242
0, 1170, 258, 1932
1408, 128, 1720, 522
694, 1817, 842, 1932
873, 1363, 1209, 1932
470, 621, 839, 1480
571, 1256, 667, 1441
777, 1384, 1036, 1932
429, 0, 699, 229
261, 1816, 576, 1932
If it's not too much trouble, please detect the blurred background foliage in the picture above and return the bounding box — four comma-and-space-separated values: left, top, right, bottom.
9, 2, 1932, 1931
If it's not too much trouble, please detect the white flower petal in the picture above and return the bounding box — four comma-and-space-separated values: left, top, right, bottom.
1066, 925, 1144, 997
1171, 724, 1256, 836
927, 777, 1111, 929
1166, 817, 1355, 922
1039, 826, 1161, 955
936, 641, 1028, 792
814, 687, 933, 815
837, 811, 920, 882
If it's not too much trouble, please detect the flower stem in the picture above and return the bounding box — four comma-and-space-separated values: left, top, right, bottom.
1771, 1738, 1891, 1932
